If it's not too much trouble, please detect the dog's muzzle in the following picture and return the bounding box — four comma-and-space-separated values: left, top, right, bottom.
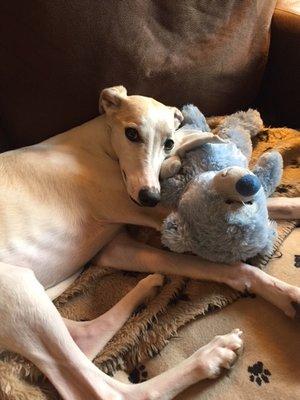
138, 187, 161, 207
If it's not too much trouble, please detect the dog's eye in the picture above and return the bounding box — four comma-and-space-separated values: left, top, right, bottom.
125, 128, 140, 142
164, 138, 174, 151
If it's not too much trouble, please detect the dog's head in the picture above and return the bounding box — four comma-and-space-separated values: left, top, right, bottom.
100, 86, 183, 207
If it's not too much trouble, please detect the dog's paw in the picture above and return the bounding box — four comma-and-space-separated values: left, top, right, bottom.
191, 329, 243, 379
266, 279, 300, 319
139, 273, 164, 288
137, 274, 164, 301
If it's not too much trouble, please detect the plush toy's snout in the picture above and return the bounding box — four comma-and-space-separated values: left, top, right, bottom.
213, 167, 261, 202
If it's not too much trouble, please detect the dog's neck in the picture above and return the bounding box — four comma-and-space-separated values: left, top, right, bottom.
60, 114, 118, 162
98, 116, 119, 162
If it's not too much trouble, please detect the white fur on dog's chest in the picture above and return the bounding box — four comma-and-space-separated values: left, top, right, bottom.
0, 127, 123, 289
0, 211, 118, 288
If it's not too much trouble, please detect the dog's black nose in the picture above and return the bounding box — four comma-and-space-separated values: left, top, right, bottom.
138, 187, 161, 207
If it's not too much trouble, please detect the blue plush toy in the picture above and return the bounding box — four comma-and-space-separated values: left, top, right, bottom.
160, 105, 283, 264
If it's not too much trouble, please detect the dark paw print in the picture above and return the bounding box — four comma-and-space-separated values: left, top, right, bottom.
294, 255, 300, 268
168, 292, 191, 306
128, 364, 148, 384
276, 184, 293, 194
248, 361, 271, 386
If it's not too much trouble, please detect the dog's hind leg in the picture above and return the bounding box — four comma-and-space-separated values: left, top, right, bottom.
65, 273, 164, 360
0, 262, 134, 400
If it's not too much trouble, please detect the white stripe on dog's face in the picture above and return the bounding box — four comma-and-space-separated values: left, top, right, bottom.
101, 88, 183, 206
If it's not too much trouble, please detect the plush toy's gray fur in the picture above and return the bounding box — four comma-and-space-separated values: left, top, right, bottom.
161, 105, 283, 264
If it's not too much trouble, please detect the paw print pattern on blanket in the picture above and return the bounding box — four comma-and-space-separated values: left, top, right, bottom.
276, 184, 293, 194
248, 361, 271, 385
128, 364, 148, 383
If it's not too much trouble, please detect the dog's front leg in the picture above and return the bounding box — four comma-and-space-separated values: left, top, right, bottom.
65, 273, 164, 360
97, 231, 300, 319
130, 328, 243, 400
267, 197, 300, 219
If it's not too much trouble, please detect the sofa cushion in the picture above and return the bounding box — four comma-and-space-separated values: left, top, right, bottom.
256, 0, 300, 128
0, 0, 276, 149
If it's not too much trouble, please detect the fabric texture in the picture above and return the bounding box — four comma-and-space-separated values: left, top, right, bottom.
0, 125, 299, 400
0, 0, 276, 149
256, 0, 300, 128
132, 228, 300, 400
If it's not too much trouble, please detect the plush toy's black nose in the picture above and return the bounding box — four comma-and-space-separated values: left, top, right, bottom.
138, 187, 161, 207
235, 174, 261, 197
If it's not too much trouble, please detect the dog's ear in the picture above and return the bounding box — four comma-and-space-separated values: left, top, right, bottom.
99, 86, 127, 114
173, 107, 184, 130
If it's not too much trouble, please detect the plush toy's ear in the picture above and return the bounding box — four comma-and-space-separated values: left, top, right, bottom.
252, 151, 283, 197
181, 104, 211, 131
161, 212, 193, 253
99, 86, 127, 114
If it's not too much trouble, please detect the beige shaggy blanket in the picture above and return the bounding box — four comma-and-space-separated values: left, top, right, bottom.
0, 126, 299, 400
115, 227, 300, 400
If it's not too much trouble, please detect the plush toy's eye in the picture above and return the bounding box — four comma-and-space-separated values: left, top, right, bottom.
125, 128, 141, 142
164, 138, 174, 151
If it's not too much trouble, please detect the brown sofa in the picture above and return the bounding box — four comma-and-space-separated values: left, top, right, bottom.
0, 0, 299, 152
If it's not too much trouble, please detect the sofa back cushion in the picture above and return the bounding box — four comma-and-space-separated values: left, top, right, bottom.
0, 0, 276, 149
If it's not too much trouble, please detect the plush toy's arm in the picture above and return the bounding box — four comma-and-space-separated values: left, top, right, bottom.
160, 173, 189, 208
252, 151, 283, 197
160, 155, 182, 179
160, 132, 225, 179
161, 212, 193, 253
213, 109, 263, 138
214, 109, 263, 161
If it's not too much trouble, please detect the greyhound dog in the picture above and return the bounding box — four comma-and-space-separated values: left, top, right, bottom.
0, 86, 299, 400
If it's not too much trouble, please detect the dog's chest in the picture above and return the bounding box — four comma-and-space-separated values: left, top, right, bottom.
0, 202, 119, 289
